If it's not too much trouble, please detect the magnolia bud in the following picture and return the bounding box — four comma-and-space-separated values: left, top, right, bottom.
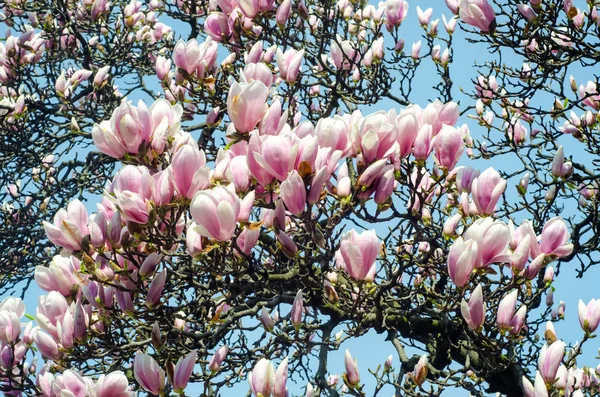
546, 289, 554, 307
151, 322, 162, 349
208, 345, 228, 373
260, 307, 274, 331
344, 349, 360, 387
385, 355, 393, 369
557, 301, 566, 318
290, 290, 303, 330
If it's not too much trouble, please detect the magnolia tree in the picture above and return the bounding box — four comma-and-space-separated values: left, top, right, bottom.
2, 0, 600, 396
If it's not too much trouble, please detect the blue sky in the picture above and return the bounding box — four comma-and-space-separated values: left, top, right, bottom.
5, 2, 600, 396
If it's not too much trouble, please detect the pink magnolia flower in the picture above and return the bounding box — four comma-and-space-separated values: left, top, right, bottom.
93, 99, 183, 158
260, 307, 274, 331
91, 0, 109, 20
463, 218, 512, 267
155, 55, 171, 80
496, 290, 527, 334
0, 309, 21, 343
385, 355, 393, 369
412, 124, 433, 160
87, 210, 108, 248
111, 165, 153, 199
246, 42, 264, 65
92, 102, 147, 157
551, 146, 573, 178
337, 168, 352, 198
51, 370, 91, 396
510, 305, 527, 335
175, 38, 218, 80
374, 167, 395, 204
538, 340, 565, 383
273, 357, 288, 397
291, 290, 303, 330
443, 213, 463, 237
336, 229, 379, 282
276, 0, 292, 25
543, 266, 554, 283
238, 191, 255, 223
227, 80, 269, 133
344, 350, 360, 387
539, 217, 573, 258
118, 190, 153, 224
578, 299, 600, 334
308, 166, 332, 204
204, 12, 231, 42
238, 0, 260, 18
455, 166, 479, 193
510, 220, 541, 259
153, 170, 175, 206
190, 185, 241, 242
396, 110, 419, 158
460, 284, 486, 330
243, 62, 274, 88
506, 117, 528, 144
447, 237, 478, 287
43, 199, 89, 251
518, 172, 530, 194
524, 253, 547, 280
95, 371, 134, 397
173, 39, 202, 75
459, 0, 496, 33
73, 299, 88, 341
434, 125, 464, 170
315, 116, 350, 153
296, 133, 319, 172
172, 350, 197, 393
443, 14, 458, 33
557, 301, 566, 318
471, 167, 506, 215
69, 69, 93, 86
249, 358, 275, 397
411, 41, 422, 59
517, 4, 536, 21
170, 143, 210, 199
446, 0, 459, 14
385, 0, 409, 27
34, 255, 77, 297
134, 353, 165, 395
146, 269, 167, 307
578, 81, 600, 110
353, 112, 398, 164
226, 155, 252, 192
280, 170, 306, 215
208, 345, 228, 372
34, 330, 62, 360
236, 227, 260, 255
521, 376, 534, 397
250, 133, 299, 182
510, 235, 531, 272
276, 48, 304, 83
416, 6, 433, 26
93, 65, 110, 87
330, 36, 358, 70
186, 222, 203, 257
533, 372, 549, 397
411, 354, 428, 386
215, 0, 236, 14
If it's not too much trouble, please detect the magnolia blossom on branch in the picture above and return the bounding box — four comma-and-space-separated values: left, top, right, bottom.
0, 0, 599, 397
